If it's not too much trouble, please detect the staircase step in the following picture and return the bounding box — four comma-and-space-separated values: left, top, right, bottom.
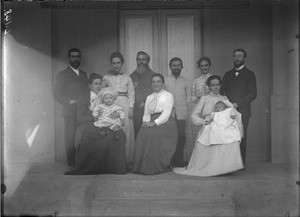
91, 197, 235, 216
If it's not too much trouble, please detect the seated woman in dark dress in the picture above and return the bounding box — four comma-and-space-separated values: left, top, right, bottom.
132, 73, 178, 175
65, 73, 127, 175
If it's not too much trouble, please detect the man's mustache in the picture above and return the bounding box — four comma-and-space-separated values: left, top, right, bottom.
137, 63, 147, 67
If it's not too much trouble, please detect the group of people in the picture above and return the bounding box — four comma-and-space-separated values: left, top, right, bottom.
53, 47, 257, 176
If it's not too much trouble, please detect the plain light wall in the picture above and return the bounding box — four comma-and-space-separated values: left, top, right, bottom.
3, 2, 54, 164
271, 1, 299, 163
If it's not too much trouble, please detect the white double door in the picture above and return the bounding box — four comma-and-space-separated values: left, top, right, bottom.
119, 10, 201, 88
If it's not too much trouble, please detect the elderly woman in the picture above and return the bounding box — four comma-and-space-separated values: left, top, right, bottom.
132, 73, 178, 175
173, 75, 244, 176
65, 73, 127, 175
103, 52, 135, 167
184, 57, 213, 163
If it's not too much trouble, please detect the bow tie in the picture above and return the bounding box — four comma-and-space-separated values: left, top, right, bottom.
235, 69, 241, 76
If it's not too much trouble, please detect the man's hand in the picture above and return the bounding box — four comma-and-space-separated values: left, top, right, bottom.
128, 107, 133, 119
69, 100, 78, 104
133, 82, 139, 88
140, 102, 145, 109
233, 103, 238, 108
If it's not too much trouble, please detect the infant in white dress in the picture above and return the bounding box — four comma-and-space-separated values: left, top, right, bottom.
198, 101, 242, 146
93, 87, 125, 140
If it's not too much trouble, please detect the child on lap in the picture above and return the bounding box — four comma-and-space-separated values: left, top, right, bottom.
199, 101, 243, 146
93, 87, 125, 140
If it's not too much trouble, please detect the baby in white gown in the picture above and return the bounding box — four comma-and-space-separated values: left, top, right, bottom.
198, 101, 242, 146
93, 87, 125, 140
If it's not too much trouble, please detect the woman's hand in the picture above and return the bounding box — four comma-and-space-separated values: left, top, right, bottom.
128, 107, 133, 119
95, 108, 103, 120
205, 119, 213, 125
109, 111, 120, 119
121, 118, 125, 127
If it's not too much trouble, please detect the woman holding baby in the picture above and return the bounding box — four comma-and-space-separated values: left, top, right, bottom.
173, 75, 244, 177
65, 73, 127, 175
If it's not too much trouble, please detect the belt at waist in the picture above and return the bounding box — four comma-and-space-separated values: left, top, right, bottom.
151, 112, 162, 115
150, 113, 162, 121
118, 92, 128, 97
151, 112, 162, 117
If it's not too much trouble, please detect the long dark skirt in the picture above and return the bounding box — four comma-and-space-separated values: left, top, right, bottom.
65, 124, 127, 175
132, 114, 178, 175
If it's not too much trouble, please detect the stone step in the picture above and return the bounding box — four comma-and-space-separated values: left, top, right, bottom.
94, 179, 286, 199
91, 197, 235, 216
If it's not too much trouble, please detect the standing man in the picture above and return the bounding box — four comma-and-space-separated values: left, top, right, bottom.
221, 48, 257, 166
130, 51, 155, 138
165, 57, 190, 167
53, 48, 89, 169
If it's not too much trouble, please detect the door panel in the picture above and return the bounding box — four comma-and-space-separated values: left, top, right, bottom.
166, 15, 195, 87
120, 10, 200, 86
126, 16, 153, 74
120, 11, 159, 75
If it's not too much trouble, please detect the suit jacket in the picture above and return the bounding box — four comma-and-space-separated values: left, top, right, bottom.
130, 67, 155, 110
53, 66, 89, 117
220, 66, 257, 117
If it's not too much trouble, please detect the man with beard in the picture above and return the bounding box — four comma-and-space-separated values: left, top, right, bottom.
165, 57, 190, 167
221, 48, 257, 167
53, 48, 89, 169
130, 51, 155, 138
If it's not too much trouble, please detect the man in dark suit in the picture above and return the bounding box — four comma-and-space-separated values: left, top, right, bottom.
53, 48, 89, 168
221, 48, 257, 166
130, 51, 155, 138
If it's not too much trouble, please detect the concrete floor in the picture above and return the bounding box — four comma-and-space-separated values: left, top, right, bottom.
2, 161, 299, 217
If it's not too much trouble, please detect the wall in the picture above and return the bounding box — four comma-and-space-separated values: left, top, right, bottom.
51, 7, 118, 161
202, 1, 272, 161
3, 2, 54, 165
271, 1, 299, 163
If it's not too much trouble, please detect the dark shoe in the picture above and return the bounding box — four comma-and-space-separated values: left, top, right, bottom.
68, 165, 76, 170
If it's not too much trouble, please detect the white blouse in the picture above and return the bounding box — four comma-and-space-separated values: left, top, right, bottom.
103, 73, 135, 108
143, 90, 174, 126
